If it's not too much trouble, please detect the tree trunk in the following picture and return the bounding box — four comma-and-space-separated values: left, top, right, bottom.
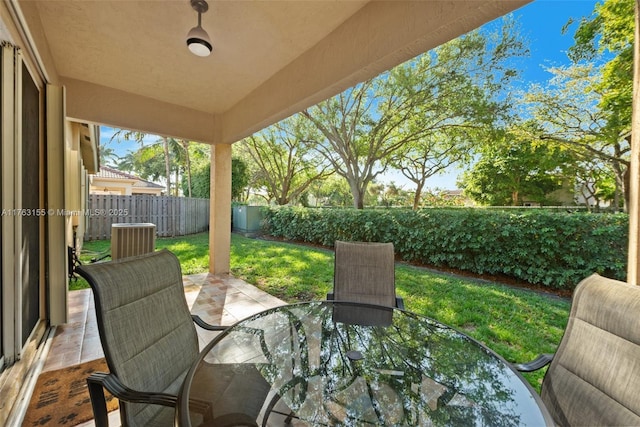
612, 160, 626, 213
162, 137, 171, 196
182, 140, 192, 198
174, 169, 179, 196
353, 194, 364, 209
413, 182, 424, 210
346, 178, 366, 209
353, 186, 365, 209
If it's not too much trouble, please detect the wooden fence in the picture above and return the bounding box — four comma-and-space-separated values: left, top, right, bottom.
84, 194, 210, 240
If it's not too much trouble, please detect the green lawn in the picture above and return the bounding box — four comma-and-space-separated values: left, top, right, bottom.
78, 232, 570, 390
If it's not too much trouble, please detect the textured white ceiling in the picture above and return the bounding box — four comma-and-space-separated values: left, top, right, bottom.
33, 0, 368, 114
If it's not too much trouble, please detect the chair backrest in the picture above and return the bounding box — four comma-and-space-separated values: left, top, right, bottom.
333, 241, 396, 307
76, 249, 199, 426
541, 273, 640, 426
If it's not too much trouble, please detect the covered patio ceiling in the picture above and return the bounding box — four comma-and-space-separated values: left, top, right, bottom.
10, 0, 530, 145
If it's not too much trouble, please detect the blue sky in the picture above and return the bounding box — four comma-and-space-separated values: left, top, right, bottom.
516, 0, 598, 84
102, 0, 600, 189
100, 126, 160, 162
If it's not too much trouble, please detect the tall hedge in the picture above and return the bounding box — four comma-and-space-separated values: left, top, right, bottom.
262, 207, 628, 290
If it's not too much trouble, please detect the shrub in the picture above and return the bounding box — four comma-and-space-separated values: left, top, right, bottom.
262, 207, 628, 290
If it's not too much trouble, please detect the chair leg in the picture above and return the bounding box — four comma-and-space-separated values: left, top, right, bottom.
261, 393, 280, 427
87, 375, 110, 427
262, 393, 297, 427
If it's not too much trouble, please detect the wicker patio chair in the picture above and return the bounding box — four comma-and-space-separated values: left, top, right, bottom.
76, 249, 269, 427
514, 273, 640, 426
328, 241, 404, 309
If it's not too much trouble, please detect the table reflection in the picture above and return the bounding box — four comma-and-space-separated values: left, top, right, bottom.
179, 301, 551, 426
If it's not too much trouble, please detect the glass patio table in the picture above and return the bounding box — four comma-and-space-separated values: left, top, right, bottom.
177, 301, 552, 426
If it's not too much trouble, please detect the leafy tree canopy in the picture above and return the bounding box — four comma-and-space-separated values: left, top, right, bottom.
459, 124, 576, 206
302, 15, 528, 209
239, 115, 332, 205
185, 156, 250, 200
565, 0, 634, 137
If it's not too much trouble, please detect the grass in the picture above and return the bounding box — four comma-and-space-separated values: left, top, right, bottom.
77, 232, 571, 390
72, 232, 211, 290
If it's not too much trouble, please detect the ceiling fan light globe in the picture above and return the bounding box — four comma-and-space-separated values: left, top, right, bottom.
187, 26, 212, 57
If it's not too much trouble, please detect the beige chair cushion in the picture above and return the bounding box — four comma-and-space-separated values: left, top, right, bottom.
333, 241, 397, 307
79, 250, 200, 425
541, 273, 640, 426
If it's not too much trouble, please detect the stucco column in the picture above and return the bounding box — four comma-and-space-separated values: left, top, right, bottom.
209, 143, 232, 274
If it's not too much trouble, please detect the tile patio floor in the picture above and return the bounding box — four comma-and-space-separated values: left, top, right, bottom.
40, 273, 287, 427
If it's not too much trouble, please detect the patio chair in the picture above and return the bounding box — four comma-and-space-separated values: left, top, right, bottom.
513, 273, 640, 426
76, 249, 270, 427
328, 241, 404, 309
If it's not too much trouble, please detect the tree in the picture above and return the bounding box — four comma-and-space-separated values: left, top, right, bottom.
302, 16, 527, 209
459, 127, 575, 206
392, 131, 469, 209
125, 143, 171, 190
113, 129, 210, 197
231, 157, 249, 201
116, 139, 175, 194
239, 115, 332, 205
365, 181, 386, 207
99, 142, 119, 166
421, 188, 468, 207
186, 156, 249, 200
111, 129, 171, 192
379, 182, 414, 207
188, 163, 210, 199
162, 137, 172, 195
111, 129, 187, 196
573, 158, 618, 211
180, 144, 211, 199
305, 175, 352, 207
525, 64, 631, 210
117, 151, 137, 173
530, 0, 635, 211
174, 139, 192, 197
565, 0, 634, 139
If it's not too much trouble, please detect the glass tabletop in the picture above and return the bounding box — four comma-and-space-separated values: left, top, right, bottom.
178, 301, 552, 426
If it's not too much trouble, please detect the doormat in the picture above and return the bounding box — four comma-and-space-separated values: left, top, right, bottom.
23, 358, 119, 426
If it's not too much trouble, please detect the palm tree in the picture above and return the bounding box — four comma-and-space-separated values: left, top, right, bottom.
99, 143, 119, 166
110, 128, 207, 197
117, 151, 137, 172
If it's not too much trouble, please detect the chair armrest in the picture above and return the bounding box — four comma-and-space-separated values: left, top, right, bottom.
87, 372, 178, 427
192, 314, 228, 331
512, 353, 554, 372
88, 372, 214, 427
89, 372, 178, 406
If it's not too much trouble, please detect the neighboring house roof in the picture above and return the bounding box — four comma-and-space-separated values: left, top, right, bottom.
90, 166, 164, 195
94, 166, 164, 189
